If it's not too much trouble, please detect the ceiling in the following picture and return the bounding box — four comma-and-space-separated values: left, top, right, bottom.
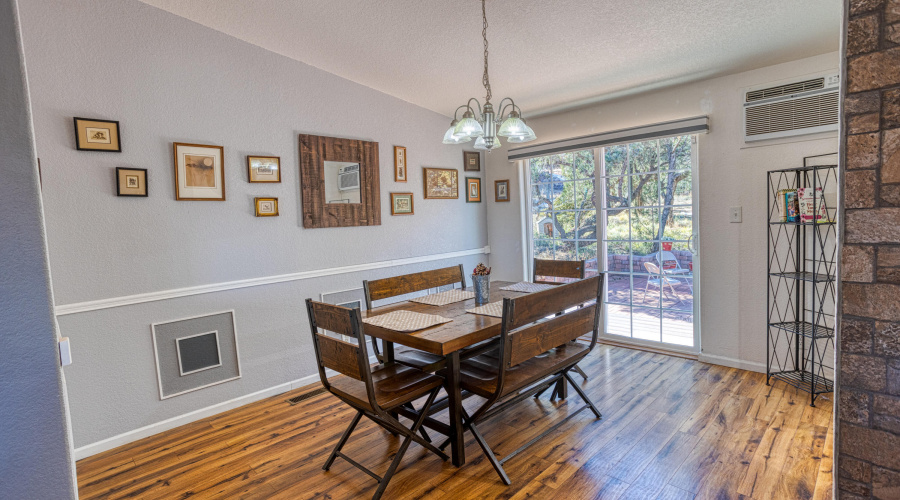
138, 0, 841, 118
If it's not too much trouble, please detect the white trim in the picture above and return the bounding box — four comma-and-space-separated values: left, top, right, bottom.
598, 333, 699, 357
73, 354, 380, 460
151, 310, 241, 400
698, 352, 766, 373
73, 372, 320, 460
55, 246, 490, 316
176, 331, 222, 376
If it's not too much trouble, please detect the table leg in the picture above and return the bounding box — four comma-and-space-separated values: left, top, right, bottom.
446, 351, 465, 466
384, 341, 395, 363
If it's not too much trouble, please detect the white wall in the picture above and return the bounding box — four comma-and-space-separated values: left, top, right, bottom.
0, 0, 77, 496
19, 0, 487, 454
485, 51, 840, 370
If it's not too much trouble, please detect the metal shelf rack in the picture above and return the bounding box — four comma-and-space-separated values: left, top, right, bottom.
766, 154, 837, 407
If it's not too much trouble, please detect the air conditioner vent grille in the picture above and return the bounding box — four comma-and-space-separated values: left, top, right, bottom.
745, 91, 839, 137
746, 78, 825, 102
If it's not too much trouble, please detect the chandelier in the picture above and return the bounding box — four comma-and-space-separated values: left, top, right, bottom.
442, 0, 537, 151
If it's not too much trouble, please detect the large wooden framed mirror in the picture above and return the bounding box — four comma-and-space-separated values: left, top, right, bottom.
299, 134, 381, 228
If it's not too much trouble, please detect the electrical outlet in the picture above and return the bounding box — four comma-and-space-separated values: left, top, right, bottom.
729, 206, 742, 223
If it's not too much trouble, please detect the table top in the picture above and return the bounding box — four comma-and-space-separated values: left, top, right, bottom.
361, 281, 519, 356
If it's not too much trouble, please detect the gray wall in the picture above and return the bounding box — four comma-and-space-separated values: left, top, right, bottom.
485, 52, 840, 370
0, 0, 78, 496
18, 0, 487, 450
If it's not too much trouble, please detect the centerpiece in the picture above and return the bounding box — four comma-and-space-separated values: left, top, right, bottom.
472, 263, 491, 304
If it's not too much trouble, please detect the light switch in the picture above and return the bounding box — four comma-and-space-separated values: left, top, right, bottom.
59, 337, 72, 367
729, 206, 742, 223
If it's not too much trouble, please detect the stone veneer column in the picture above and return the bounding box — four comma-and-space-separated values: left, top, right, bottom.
840, 0, 900, 497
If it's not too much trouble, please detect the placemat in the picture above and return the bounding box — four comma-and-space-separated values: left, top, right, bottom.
466, 301, 503, 318
410, 288, 475, 306
499, 282, 557, 293
362, 310, 452, 332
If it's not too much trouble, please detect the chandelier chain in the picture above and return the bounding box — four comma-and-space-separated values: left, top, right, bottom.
481, 0, 492, 103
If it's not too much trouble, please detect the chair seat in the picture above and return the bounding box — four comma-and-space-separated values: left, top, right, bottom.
330, 363, 443, 410
454, 342, 590, 398
393, 347, 445, 371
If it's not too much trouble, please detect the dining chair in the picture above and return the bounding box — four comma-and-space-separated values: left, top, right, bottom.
441, 276, 604, 485
655, 250, 693, 293
305, 299, 448, 500
362, 264, 467, 371
533, 258, 585, 285
532, 258, 590, 383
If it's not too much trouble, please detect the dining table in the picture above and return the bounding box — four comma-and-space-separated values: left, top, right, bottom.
360, 280, 521, 467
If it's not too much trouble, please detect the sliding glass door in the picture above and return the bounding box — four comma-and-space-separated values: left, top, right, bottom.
524, 136, 698, 350
599, 136, 698, 350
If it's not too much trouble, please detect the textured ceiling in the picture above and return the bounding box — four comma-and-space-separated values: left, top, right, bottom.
138, 0, 841, 118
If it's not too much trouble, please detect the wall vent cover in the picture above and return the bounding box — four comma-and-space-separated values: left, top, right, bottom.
743, 73, 839, 142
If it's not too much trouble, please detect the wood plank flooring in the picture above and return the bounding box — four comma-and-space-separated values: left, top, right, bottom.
76, 345, 834, 499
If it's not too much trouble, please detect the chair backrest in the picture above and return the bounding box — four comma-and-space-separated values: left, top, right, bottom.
496, 276, 603, 392
305, 300, 375, 400
644, 262, 662, 275
363, 264, 466, 310
533, 259, 585, 285
656, 251, 681, 270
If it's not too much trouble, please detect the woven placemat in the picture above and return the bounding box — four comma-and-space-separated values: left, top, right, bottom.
362, 310, 452, 332
499, 282, 557, 293
410, 288, 475, 306
465, 301, 503, 318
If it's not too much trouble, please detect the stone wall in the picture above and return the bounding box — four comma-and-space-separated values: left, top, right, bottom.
840, 0, 900, 497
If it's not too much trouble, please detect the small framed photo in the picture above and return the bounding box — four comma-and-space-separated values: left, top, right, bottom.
173, 142, 225, 201
74, 117, 121, 152
116, 167, 147, 197
255, 197, 279, 217
423, 167, 458, 199
247, 156, 281, 183
463, 151, 480, 172
390, 192, 414, 215
466, 177, 481, 203
495, 179, 510, 202
394, 146, 407, 182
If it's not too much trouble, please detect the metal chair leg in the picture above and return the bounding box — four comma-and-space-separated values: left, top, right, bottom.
323, 410, 363, 470
463, 409, 511, 485
563, 372, 602, 419
572, 364, 588, 380
372, 389, 445, 500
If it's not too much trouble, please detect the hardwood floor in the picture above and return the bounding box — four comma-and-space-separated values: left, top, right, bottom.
76, 345, 834, 499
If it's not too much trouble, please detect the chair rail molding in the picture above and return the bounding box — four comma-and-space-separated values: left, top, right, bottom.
55, 246, 491, 316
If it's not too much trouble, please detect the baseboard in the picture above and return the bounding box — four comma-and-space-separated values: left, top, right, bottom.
698, 352, 766, 373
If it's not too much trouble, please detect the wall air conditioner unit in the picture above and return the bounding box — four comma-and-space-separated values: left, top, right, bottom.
338, 164, 360, 191
743, 73, 840, 142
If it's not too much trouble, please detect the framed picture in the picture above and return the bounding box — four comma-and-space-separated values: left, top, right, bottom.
116, 167, 148, 197
73, 117, 121, 152
495, 179, 510, 202
466, 177, 481, 203
247, 156, 281, 183
463, 151, 480, 172
394, 146, 407, 182
390, 192, 414, 215
423, 167, 458, 199
173, 142, 225, 201
255, 197, 279, 217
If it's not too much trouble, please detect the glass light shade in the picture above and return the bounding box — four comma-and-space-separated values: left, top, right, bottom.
443, 126, 472, 144
497, 115, 527, 137
473, 135, 501, 150
505, 124, 537, 143
453, 116, 484, 138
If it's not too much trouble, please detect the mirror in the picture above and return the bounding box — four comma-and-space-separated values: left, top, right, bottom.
298, 134, 381, 229
324, 161, 362, 204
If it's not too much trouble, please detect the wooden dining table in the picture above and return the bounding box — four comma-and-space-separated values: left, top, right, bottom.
360, 280, 520, 467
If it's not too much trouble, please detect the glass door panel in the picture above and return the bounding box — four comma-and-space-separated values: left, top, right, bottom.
600, 135, 698, 350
